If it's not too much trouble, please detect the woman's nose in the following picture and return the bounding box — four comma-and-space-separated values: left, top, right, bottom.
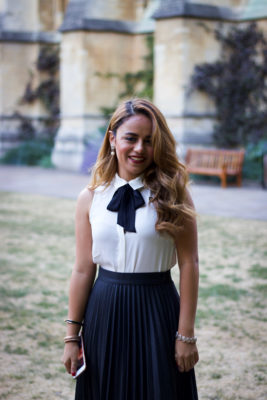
134, 140, 144, 152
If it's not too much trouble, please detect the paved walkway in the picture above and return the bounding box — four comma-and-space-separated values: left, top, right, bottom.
0, 165, 266, 220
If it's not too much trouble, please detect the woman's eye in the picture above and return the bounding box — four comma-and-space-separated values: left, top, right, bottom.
124, 137, 152, 144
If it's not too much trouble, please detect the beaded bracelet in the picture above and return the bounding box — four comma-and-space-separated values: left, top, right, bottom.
175, 332, 197, 344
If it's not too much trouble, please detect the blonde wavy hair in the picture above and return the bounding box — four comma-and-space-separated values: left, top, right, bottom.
89, 98, 195, 238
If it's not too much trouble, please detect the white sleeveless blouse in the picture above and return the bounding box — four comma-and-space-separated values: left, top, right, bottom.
89, 174, 177, 273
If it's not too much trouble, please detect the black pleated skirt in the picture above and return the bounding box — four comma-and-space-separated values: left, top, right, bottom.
75, 267, 198, 400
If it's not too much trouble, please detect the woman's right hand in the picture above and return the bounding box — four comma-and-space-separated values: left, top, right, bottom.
62, 342, 80, 376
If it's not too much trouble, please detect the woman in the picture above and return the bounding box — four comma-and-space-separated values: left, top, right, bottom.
63, 98, 199, 399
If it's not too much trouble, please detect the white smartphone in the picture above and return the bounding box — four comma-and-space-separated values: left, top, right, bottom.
73, 333, 86, 379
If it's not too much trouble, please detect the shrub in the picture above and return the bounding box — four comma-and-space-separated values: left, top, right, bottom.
0, 139, 54, 167
190, 23, 267, 148
243, 139, 267, 181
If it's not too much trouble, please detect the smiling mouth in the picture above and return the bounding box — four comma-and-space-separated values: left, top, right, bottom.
129, 156, 145, 164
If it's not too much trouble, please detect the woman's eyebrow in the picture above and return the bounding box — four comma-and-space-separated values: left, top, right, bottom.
123, 132, 138, 136
123, 132, 152, 137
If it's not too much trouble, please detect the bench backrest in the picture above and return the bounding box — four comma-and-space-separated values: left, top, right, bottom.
185, 148, 245, 172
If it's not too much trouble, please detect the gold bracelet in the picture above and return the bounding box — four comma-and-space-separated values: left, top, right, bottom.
64, 335, 80, 343
64, 339, 80, 344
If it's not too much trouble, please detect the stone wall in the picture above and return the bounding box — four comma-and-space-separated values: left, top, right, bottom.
152, 0, 267, 155
154, 18, 219, 150
84, 0, 149, 21
1, 0, 267, 169
52, 28, 150, 171
0, 0, 66, 156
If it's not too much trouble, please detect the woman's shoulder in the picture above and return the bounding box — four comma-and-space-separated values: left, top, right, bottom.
76, 187, 95, 214
183, 187, 195, 209
78, 186, 94, 200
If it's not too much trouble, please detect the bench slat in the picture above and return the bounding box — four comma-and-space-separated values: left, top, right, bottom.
185, 148, 245, 187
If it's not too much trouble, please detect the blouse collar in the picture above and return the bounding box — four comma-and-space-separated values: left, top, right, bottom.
113, 173, 144, 191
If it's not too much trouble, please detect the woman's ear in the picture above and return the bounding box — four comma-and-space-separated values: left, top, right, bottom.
109, 130, 116, 146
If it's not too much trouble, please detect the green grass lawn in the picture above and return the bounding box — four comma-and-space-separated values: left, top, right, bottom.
1, 192, 266, 400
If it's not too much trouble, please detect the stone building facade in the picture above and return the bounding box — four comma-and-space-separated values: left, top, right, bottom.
0, 0, 266, 171
0, 0, 68, 154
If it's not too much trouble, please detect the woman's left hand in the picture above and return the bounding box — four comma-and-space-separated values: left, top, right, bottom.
174, 340, 199, 372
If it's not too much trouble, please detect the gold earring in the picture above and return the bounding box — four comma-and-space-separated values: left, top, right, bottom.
111, 145, 115, 156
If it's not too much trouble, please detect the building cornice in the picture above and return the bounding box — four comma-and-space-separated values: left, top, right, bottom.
60, 18, 154, 34
153, 2, 267, 22
0, 30, 61, 43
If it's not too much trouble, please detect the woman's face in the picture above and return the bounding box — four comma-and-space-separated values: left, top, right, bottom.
109, 113, 154, 181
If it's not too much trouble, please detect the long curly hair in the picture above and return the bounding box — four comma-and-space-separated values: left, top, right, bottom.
89, 98, 195, 238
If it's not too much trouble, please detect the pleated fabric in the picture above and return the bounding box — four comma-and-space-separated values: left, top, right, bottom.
75, 267, 198, 400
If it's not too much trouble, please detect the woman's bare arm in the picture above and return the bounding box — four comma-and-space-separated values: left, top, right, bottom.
63, 187, 96, 375
174, 190, 199, 372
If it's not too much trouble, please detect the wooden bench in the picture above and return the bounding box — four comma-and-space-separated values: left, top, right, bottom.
185, 148, 245, 188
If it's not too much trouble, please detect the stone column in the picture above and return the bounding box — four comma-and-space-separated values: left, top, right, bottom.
0, 0, 60, 156
154, 16, 219, 152
52, 0, 154, 171
52, 31, 95, 171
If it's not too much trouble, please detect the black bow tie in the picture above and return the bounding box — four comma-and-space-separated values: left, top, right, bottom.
107, 184, 145, 232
